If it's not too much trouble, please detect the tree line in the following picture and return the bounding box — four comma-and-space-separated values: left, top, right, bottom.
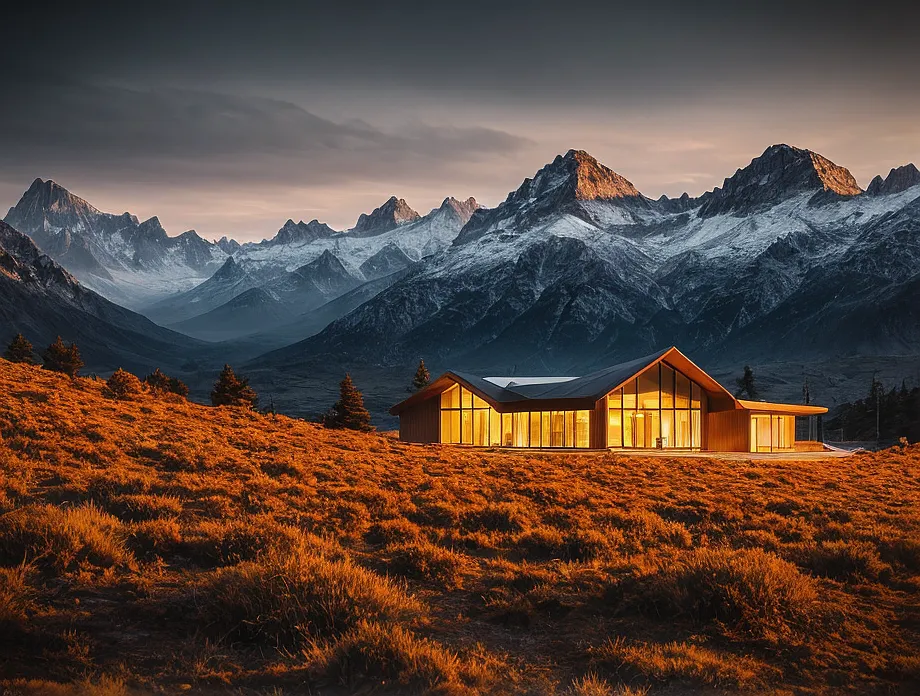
3, 333, 435, 434
826, 376, 920, 444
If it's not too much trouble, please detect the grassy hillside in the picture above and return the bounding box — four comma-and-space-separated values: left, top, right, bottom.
0, 359, 918, 695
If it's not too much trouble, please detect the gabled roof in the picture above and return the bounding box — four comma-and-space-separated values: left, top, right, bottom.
390, 346, 740, 415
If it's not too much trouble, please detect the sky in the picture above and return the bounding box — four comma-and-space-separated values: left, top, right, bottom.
2, 1, 919, 241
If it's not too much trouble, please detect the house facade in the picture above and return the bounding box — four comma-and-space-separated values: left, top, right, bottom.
389, 347, 827, 453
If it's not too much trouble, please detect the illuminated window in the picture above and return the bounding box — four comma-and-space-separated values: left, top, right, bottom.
541, 411, 551, 447
489, 410, 501, 446
638, 370, 659, 409
502, 413, 513, 447
529, 412, 541, 448
575, 410, 590, 448
608, 408, 622, 448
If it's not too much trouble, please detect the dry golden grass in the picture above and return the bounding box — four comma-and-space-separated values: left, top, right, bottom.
0, 359, 919, 694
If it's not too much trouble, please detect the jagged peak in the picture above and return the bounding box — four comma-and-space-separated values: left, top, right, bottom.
545, 149, 642, 201
437, 196, 481, 222
867, 163, 920, 196
351, 196, 421, 237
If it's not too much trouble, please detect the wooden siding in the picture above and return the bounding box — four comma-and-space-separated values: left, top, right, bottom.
592, 397, 607, 448
398, 398, 440, 443
707, 409, 749, 452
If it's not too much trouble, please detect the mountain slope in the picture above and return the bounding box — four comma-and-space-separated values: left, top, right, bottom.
4, 179, 227, 308
0, 220, 206, 373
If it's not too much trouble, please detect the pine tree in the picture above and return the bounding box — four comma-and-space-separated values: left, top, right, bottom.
105, 368, 143, 400
210, 364, 258, 408
41, 337, 84, 377
734, 365, 759, 399
4, 333, 35, 364
144, 368, 189, 397
322, 374, 373, 431
408, 358, 431, 393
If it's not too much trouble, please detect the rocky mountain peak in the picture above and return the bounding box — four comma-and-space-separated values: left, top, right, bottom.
5, 178, 101, 234
544, 149, 643, 201
698, 144, 862, 217
867, 163, 920, 196
216, 236, 242, 255
271, 218, 336, 246
350, 196, 421, 237
211, 256, 246, 282
438, 197, 481, 224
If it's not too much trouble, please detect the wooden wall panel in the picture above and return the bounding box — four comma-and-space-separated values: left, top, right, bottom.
707, 409, 750, 452
399, 398, 440, 443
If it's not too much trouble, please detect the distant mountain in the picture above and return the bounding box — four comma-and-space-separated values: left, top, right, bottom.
697, 144, 862, 217
4, 179, 227, 308
349, 196, 421, 237
867, 164, 920, 196
258, 144, 920, 397
267, 219, 337, 246
0, 219, 205, 374
171, 287, 289, 341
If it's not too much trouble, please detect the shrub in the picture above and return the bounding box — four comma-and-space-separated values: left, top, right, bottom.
317, 620, 465, 692
197, 546, 423, 648
365, 518, 423, 547
387, 541, 466, 589
592, 638, 770, 688
41, 337, 84, 377
127, 519, 183, 560
183, 517, 308, 567
461, 502, 529, 534
107, 493, 183, 522
802, 540, 891, 582
104, 368, 143, 400
627, 547, 820, 646
0, 503, 132, 573
0, 565, 35, 632
565, 673, 649, 696
143, 368, 189, 397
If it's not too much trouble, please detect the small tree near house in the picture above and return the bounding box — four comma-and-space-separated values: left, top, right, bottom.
4, 333, 35, 364
211, 364, 258, 409
105, 368, 143, 400
408, 358, 431, 393
322, 374, 374, 432
42, 337, 84, 378
734, 365, 759, 400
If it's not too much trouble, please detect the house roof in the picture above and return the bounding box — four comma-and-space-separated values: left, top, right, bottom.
737, 399, 828, 416
390, 346, 739, 415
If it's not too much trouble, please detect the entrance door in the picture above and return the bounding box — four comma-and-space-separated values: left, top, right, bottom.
750, 415, 772, 453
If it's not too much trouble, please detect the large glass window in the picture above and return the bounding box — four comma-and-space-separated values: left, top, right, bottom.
439, 384, 494, 446
607, 364, 704, 449
750, 414, 795, 453
529, 412, 541, 448
575, 410, 591, 448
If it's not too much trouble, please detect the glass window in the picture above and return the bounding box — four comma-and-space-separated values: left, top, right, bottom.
676, 373, 690, 409
441, 383, 460, 408
623, 380, 637, 409
489, 410, 501, 446
529, 412, 541, 448
772, 415, 795, 451
461, 387, 472, 409
541, 411, 551, 448
441, 409, 460, 444
624, 410, 636, 447
502, 413, 513, 447
638, 369, 659, 409
551, 411, 564, 447
692, 410, 701, 449
461, 409, 472, 444
661, 365, 674, 408
608, 408, 622, 448
473, 409, 489, 446
691, 382, 702, 409
513, 412, 529, 447
674, 410, 690, 448
565, 411, 575, 447
472, 393, 488, 408
575, 411, 590, 448
660, 410, 673, 448
609, 388, 622, 408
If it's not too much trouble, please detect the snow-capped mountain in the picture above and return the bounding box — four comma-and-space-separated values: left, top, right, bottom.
262, 145, 920, 387
4, 179, 228, 309
0, 219, 205, 373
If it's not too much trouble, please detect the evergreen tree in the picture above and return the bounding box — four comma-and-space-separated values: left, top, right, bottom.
734, 365, 759, 400
802, 377, 811, 405
408, 358, 431, 393
4, 333, 35, 364
322, 374, 373, 431
42, 337, 84, 377
210, 364, 258, 408
105, 368, 143, 400
144, 368, 189, 397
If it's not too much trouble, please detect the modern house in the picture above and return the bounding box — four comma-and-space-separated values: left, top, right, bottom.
389, 347, 827, 452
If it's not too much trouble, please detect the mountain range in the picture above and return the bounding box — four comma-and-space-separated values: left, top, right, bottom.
3, 143, 919, 416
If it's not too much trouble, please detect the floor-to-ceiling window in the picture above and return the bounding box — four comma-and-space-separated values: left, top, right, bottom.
607, 363, 704, 449
749, 414, 795, 453
438, 383, 591, 448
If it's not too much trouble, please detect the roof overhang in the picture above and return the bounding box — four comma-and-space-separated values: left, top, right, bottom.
737, 399, 828, 416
